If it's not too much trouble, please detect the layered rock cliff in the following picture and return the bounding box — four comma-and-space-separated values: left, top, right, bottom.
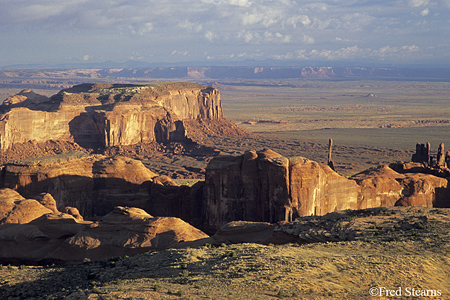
0, 151, 159, 216
203, 149, 450, 231
0, 82, 222, 150
2, 149, 449, 234
203, 149, 360, 232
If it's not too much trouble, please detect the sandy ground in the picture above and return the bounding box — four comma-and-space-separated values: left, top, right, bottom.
1, 207, 449, 300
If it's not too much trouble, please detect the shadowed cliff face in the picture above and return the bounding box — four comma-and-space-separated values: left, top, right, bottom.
0, 82, 222, 150
1, 149, 449, 235
203, 149, 359, 232
203, 149, 450, 232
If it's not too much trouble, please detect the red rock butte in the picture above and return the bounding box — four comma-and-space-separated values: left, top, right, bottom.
0, 82, 222, 150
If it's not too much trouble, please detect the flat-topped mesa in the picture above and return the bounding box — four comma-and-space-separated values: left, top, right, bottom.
0, 82, 222, 150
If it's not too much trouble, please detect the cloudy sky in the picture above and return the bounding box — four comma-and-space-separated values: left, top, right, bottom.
1, 0, 449, 67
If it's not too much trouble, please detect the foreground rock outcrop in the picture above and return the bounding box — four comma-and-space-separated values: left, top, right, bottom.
0, 200, 208, 264
0, 82, 222, 150
210, 206, 450, 245
1, 206, 449, 300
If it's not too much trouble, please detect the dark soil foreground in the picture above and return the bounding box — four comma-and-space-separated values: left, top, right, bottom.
1, 206, 449, 300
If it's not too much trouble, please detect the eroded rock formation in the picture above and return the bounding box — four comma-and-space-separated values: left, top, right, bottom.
203, 149, 359, 232
203, 149, 450, 231
2, 148, 450, 235
351, 165, 449, 208
0, 189, 54, 224
0, 82, 222, 150
0, 151, 205, 230
0, 152, 159, 216
0, 204, 208, 264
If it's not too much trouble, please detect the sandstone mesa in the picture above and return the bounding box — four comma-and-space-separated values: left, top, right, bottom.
0, 82, 222, 150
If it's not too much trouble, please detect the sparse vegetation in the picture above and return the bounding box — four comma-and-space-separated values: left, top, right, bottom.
179, 269, 189, 278
0, 207, 448, 299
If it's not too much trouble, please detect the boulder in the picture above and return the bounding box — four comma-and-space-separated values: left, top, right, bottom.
211, 221, 275, 244
151, 175, 179, 186
62, 207, 84, 221
0, 188, 53, 224
33, 192, 59, 213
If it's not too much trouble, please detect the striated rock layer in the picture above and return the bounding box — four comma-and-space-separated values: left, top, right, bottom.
203, 149, 359, 232
2, 149, 449, 234
0, 82, 222, 150
203, 149, 450, 232
0, 151, 159, 217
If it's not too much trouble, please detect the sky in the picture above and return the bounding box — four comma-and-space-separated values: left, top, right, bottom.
1, 0, 450, 67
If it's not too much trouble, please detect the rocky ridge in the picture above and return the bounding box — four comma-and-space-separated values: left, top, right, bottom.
0, 195, 208, 264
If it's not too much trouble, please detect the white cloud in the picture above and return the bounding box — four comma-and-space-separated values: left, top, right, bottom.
303, 34, 315, 44
420, 8, 430, 16
238, 30, 259, 43
401, 45, 420, 52
408, 0, 430, 7
178, 20, 203, 32
242, 12, 264, 25
286, 15, 311, 28
171, 50, 189, 56
137, 22, 153, 35
228, 0, 252, 7
303, 45, 422, 61
205, 31, 215, 42
0, 0, 447, 66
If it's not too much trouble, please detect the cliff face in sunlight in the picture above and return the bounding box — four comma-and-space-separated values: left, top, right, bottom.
0, 82, 222, 150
